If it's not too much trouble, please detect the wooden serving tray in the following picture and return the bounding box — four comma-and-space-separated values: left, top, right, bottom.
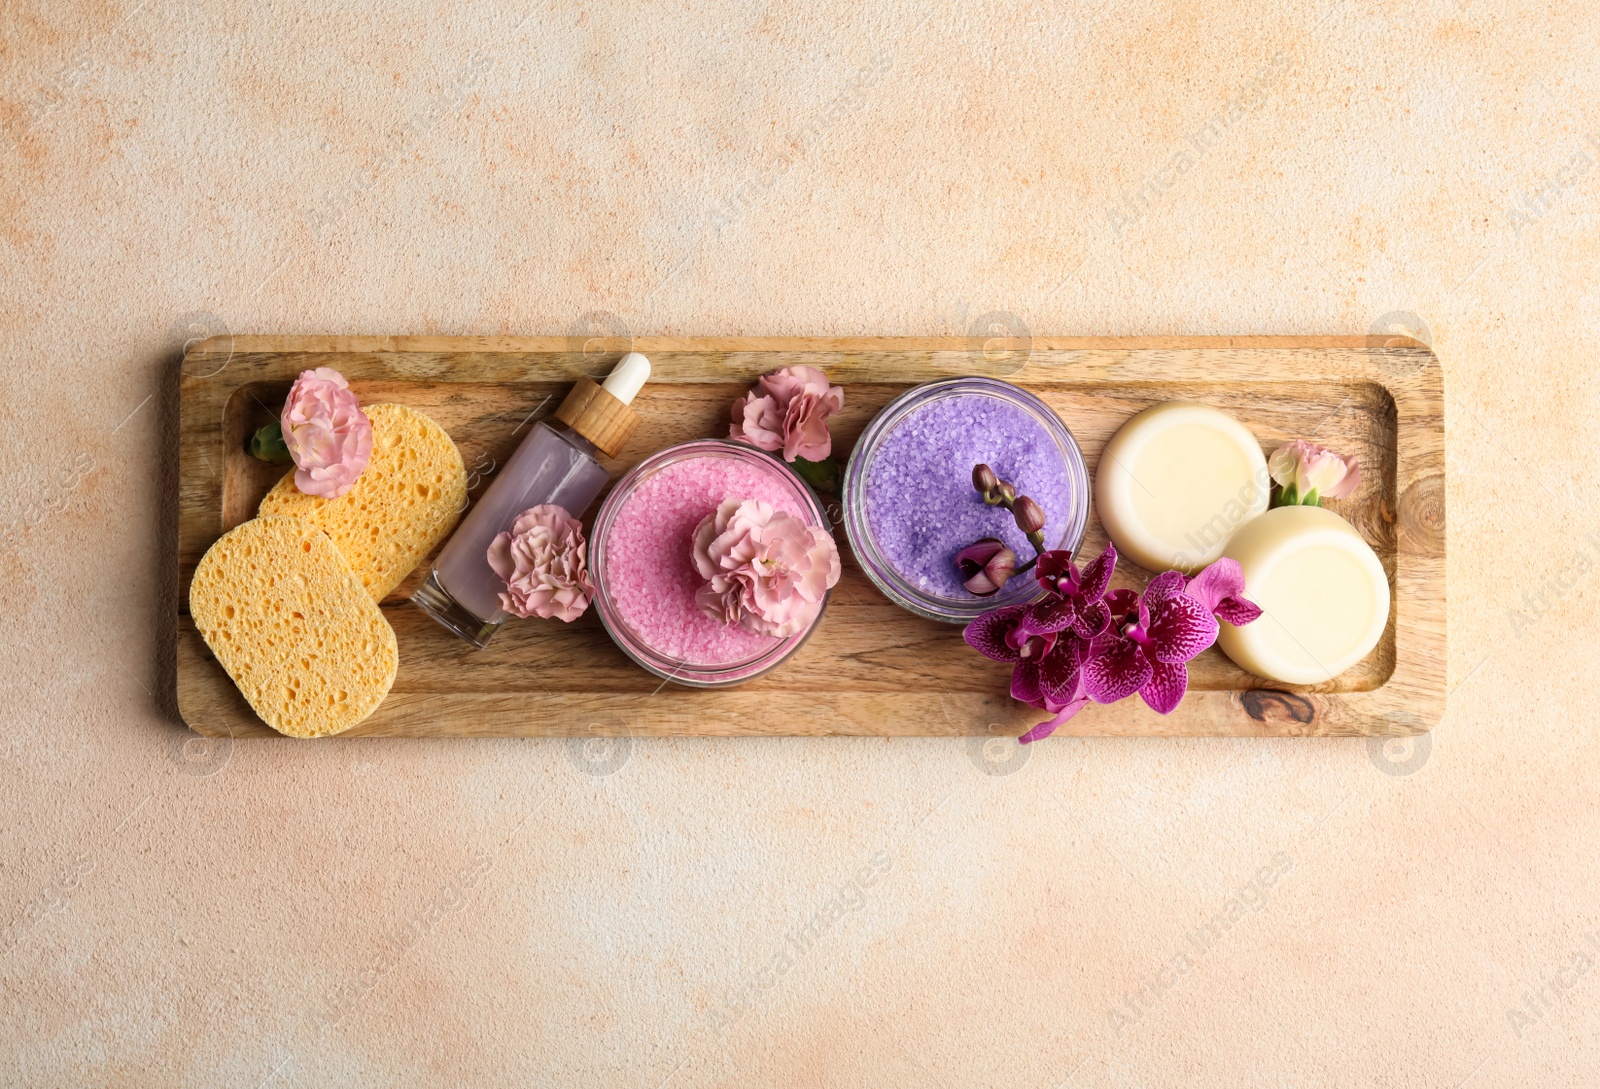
176, 336, 1445, 739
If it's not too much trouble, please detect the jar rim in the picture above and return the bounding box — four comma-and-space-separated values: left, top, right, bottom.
841, 376, 1089, 624
589, 438, 833, 687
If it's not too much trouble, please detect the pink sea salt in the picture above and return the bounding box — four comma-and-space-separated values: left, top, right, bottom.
603, 455, 811, 665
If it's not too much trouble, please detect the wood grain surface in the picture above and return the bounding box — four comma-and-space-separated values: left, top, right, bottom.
175, 336, 1446, 739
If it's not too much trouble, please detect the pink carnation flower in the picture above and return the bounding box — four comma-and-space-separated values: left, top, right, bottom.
1269, 439, 1361, 503
691, 498, 840, 637
487, 505, 595, 622
281, 367, 373, 499
729, 365, 844, 462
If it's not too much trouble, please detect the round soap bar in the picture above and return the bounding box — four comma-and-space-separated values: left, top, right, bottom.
1216, 505, 1390, 685
1095, 402, 1269, 573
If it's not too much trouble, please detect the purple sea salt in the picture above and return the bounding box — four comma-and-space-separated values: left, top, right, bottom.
864, 392, 1076, 599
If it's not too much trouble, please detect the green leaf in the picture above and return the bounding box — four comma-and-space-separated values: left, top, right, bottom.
791, 455, 840, 493
1300, 487, 1320, 506
1271, 482, 1298, 509
248, 421, 293, 463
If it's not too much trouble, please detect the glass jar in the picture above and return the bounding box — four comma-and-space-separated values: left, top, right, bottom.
842, 376, 1089, 624
589, 439, 832, 687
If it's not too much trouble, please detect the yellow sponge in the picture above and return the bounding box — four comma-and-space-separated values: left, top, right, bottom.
259, 403, 467, 601
189, 516, 398, 738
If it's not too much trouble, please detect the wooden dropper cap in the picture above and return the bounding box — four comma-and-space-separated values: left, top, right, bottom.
553, 352, 649, 458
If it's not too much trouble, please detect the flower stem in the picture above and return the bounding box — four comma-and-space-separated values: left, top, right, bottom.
969, 462, 1065, 588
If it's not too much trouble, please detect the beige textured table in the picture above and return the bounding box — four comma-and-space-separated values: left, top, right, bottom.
2, 2, 1596, 1085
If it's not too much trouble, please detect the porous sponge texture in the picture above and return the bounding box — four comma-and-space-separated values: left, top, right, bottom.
189, 516, 398, 737
259, 403, 467, 600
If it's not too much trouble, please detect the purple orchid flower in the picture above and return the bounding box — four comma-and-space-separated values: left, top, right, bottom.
1027, 542, 1117, 640
960, 604, 1088, 713
1081, 572, 1220, 714
964, 548, 1261, 739
964, 605, 1093, 742
1013, 634, 1091, 734
1015, 658, 1091, 744
1184, 557, 1264, 626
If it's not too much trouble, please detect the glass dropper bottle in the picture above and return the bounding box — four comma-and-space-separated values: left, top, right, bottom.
411, 352, 651, 648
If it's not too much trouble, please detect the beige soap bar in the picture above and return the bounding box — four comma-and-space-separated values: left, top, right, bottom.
1216, 505, 1390, 685
1094, 401, 1268, 572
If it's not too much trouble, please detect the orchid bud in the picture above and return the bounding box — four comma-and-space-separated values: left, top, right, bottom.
996, 480, 1017, 505
1012, 495, 1046, 535
972, 463, 1000, 496
956, 538, 1006, 577
955, 538, 1017, 596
